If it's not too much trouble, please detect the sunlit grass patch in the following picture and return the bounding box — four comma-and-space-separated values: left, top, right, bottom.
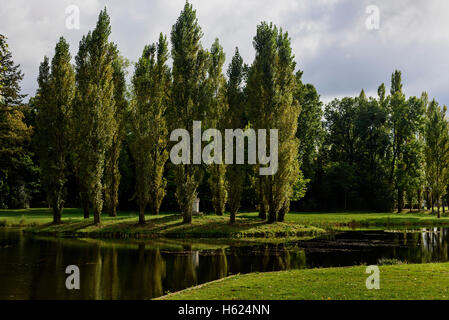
160, 263, 449, 300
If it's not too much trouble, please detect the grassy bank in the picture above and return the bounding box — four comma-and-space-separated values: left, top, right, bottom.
1, 208, 449, 239
0, 208, 324, 239
263, 211, 449, 230
160, 263, 449, 300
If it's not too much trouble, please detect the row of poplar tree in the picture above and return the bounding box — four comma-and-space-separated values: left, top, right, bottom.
32, 3, 306, 225
2, 3, 448, 224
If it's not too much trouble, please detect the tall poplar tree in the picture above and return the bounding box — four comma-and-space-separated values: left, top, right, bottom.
105, 46, 128, 217
169, 2, 207, 224
388, 70, 425, 212
206, 38, 228, 216
73, 9, 116, 224
246, 23, 277, 220
36, 37, 75, 224
72, 32, 91, 219
130, 34, 170, 224
247, 22, 301, 223
424, 100, 449, 218
226, 47, 247, 223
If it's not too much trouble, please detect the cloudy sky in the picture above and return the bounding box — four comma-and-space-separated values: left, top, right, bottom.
1, 0, 449, 105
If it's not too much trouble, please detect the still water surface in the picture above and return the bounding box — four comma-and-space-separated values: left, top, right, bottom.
1, 228, 449, 299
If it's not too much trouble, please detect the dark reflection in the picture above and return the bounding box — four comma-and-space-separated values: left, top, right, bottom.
1, 227, 449, 299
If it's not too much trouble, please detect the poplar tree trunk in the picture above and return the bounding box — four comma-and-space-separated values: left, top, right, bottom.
183, 208, 192, 224
107, 140, 120, 218
151, 201, 160, 216
259, 202, 267, 220
111, 205, 117, 217
228, 185, 241, 225
397, 188, 404, 213
432, 195, 435, 214
52, 204, 62, 224
417, 189, 422, 212
80, 190, 90, 219
230, 210, 236, 224
94, 207, 101, 225
278, 201, 289, 222
258, 177, 267, 220
82, 199, 89, 219
267, 184, 277, 223
139, 204, 146, 224
268, 207, 277, 224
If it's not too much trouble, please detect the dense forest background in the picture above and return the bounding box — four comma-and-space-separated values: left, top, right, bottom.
1, 2, 448, 223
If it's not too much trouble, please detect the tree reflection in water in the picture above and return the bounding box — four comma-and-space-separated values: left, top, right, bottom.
1, 228, 449, 299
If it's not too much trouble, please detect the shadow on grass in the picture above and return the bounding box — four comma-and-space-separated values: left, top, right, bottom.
30, 220, 97, 233
91, 214, 185, 235
28, 213, 279, 238
160, 217, 275, 238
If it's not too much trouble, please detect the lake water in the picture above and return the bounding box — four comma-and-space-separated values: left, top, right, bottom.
0, 228, 448, 299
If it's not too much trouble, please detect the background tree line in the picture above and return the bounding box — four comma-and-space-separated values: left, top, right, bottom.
1, 2, 448, 223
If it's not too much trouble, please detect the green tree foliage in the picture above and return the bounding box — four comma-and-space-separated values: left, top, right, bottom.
0, 34, 37, 209
354, 88, 392, 210
323, 97, 359, 209
246, 23, 275, 220
0, 34, 26, 106
294, 71, 324, 181
35, 38, 75, 223
226, 48, 247, 223
0, 35, 7, 103
206, 39, 228, 216
72, 32, 91, 218
388, 71, 425, 212
5, 4, 449, 221
320, 74, 426, 212
105, 47, 129, 217
247, 22, 301, 223
72, 9, 116, 224
424, 100, 449, 218
323, 90, 392, 211
401, 96, 425, 212
130, 34, 171, 224
0, 105, 35, 208
169, 2, 207, 224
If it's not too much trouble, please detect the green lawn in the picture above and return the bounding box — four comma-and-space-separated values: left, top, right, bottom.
277, 211, 449, 229
160, 263, 449, 300
1, 208, 449, 239
0, 208, 139, 227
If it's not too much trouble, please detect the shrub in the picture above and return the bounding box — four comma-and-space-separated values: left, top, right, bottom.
377, 258, 407, 265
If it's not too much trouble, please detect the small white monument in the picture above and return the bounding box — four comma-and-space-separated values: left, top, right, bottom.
192, 198, 202, 215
